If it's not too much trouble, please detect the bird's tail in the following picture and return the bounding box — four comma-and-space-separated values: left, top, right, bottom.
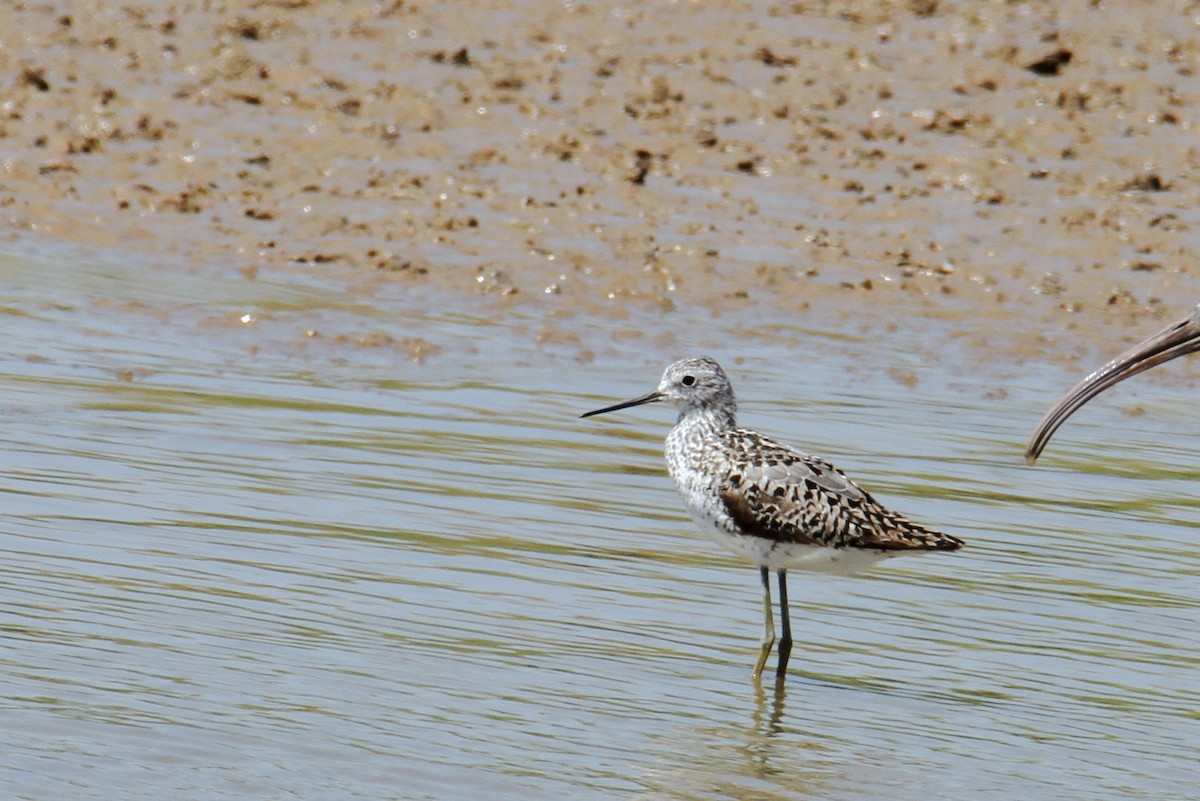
861, 502, 964, 551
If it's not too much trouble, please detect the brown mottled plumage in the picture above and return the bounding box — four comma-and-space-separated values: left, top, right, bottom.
716, 429, 957, 553
583, 356, 962, 680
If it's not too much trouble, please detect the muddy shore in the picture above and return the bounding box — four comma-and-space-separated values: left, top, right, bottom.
3, 1, 1200, 365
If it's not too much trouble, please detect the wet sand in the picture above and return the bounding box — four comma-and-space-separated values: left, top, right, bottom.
3, 1, 1200, 364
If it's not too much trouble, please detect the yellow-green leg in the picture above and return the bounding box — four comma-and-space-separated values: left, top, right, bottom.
752, 565, 775, 679
776, 570, 792, 679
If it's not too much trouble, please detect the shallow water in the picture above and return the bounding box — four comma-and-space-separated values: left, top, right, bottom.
1, 251, 1197, 800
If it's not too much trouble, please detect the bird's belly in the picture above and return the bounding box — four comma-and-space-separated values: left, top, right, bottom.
690, 515, 898, 574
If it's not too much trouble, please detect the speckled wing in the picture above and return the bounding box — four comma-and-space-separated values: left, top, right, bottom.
718, 433, 961, 552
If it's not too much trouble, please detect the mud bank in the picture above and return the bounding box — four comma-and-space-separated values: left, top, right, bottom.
3, 1, 1200, 363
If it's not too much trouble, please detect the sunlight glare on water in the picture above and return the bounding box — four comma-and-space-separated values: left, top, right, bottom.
1, 252, 1197, 799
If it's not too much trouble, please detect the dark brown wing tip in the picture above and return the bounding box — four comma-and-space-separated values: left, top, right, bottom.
917, 526, 965, 551
935, 533, 965, 551
874, 527, 964, 552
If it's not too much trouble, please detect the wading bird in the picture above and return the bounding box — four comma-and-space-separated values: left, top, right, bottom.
583, 356, 963, 680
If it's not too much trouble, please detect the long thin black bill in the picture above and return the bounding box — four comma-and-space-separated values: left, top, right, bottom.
1025, 306, 1200, 464
580, 391, 663, 418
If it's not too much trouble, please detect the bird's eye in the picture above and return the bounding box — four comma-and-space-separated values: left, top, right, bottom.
681, 375, 696, 387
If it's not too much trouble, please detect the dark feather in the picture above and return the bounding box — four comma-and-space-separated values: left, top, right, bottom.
719, 429, 963, 552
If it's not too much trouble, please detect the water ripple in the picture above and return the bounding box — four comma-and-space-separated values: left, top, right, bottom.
1, 252, 1197, 799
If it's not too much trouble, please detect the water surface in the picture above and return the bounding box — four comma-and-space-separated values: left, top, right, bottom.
1, 251, 1197, 800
